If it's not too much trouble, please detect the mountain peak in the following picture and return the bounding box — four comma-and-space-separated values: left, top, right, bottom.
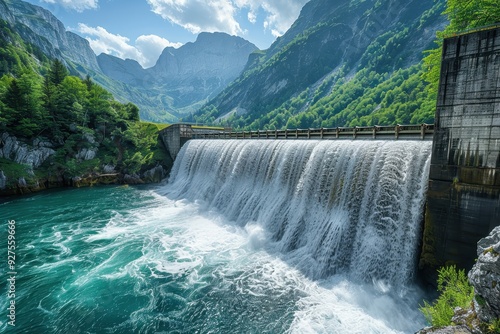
151, 32, 258, 79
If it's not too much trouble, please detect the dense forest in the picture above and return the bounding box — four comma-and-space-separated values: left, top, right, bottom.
0, 20, 167, 193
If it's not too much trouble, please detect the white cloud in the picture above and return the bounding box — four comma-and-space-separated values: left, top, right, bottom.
76, 24, 182, 68
41, 0, 98, 12
238, 0, 309, 37
147, 0, 242, 35
136, 35, 183, 67
147, 0, 309, 38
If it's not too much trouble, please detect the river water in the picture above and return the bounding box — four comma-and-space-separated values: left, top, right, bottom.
0, 139, 431, 333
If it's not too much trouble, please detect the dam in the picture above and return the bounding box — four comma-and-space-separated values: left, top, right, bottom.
421, 26, 500, 276
159, 27, 500, 282
2, 26, 499, 334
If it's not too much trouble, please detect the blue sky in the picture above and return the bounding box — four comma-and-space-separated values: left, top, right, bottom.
22, 0, 310, 68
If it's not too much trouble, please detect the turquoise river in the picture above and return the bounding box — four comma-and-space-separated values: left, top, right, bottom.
1, 139, 433, 333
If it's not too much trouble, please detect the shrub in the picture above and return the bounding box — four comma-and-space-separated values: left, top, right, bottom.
420, 265, 474, 327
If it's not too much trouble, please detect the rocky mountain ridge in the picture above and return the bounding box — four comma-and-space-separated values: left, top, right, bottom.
1, 0, 257, 122
99, 32, 258, 116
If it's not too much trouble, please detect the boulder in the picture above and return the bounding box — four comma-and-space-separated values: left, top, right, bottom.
468, 226, 500, 323
75, 147, 97, 161
102, 164, 116, 174
416, 325, 473, 334
0, 133, 55, 168
123, 174, 144, 185
142, 165, 166, 183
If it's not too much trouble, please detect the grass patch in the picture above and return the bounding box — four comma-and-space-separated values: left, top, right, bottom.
192, 125, 226, 130
140, 121, 169, 131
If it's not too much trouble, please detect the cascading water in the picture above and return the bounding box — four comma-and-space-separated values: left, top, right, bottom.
166, 139, 432, 287
0, 139, 433, 333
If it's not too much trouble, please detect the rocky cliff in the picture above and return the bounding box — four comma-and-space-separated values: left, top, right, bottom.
0, 132, 171, 196
97, 54, 148, 86
469, 226, 500, 324
1, 0, 100, 71
151, 32, 257, 84
0, 133, 55, 169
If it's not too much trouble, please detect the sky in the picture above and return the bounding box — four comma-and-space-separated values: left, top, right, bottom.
22, 0, 310, 68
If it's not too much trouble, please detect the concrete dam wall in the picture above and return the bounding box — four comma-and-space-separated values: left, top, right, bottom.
421, 27, 500, 276
159, 28, 500, 282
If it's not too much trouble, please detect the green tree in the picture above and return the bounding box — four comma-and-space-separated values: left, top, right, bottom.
445, 0, 500, 32
1, 71, 44, 137
48, 59, 68, 86
423, 0, 500, 98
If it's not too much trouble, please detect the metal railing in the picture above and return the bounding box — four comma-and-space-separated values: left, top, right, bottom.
192, 123, 434, 140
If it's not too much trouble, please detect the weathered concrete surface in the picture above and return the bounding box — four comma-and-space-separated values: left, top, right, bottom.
421, 27, 500, 281
158, 124, 193, 161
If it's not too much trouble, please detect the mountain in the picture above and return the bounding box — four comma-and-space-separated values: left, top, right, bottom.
97, 54, 147, 86
2, 0, 99, 72
99, 32, 258, 117
191, 0, 447, 128
1, 0, 257, 122
152, 32, 257, 114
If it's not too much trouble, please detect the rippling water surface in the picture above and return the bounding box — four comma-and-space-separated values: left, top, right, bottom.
0, 140, 431, 333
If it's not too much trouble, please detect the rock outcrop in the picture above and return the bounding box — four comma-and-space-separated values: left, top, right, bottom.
469, 226, 500, 323
0, 133, 55, 168
416, 325, 473, 334
142, 165, 166, 183
75, 148, 97, 161
97, 54, 149, 86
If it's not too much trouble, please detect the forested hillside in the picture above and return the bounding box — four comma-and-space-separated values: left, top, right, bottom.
189, 0, 447, 129
0, 21, 168, 195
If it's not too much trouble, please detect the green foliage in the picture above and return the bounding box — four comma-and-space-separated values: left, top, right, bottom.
0, 158, 36, 187
487, 318, 500, 334
214, 63, 436, 130
419, 265, 474, 327
188, 0, 447, 129
48, 59, 68, 86
444, 0, 500, 33
119, 122, 165, 174
0, 53, 163, 180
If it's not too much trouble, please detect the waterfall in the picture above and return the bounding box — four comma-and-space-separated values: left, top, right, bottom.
166, 139, 432, 287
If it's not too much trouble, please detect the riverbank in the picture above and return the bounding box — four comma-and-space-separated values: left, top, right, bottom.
0, 128, 172, 198
0, 164, 168, 197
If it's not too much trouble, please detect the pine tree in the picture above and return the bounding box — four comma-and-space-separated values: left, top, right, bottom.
83, 74, 93, 91
48, 59, 68, 86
